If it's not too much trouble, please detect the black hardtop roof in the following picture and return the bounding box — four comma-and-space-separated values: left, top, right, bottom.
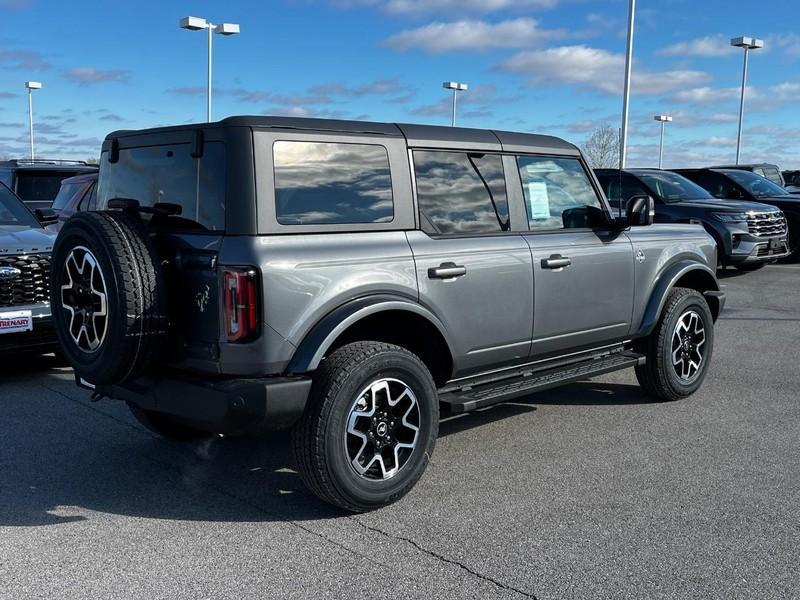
105, 115, 579, 155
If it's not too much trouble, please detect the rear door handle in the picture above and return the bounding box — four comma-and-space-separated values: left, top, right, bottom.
428, 262, 467, 279
541, 254, 572, 269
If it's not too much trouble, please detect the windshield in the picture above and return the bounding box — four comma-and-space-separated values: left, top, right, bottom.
724, 169, 789, 198
0, 183, 38, 227
636, 171, 714, 202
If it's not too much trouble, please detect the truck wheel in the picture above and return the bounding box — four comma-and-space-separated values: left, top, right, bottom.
635, 287, 714, 402
128, 403, 214, 441
50, 211, 168, 385
292, 341, 439, 512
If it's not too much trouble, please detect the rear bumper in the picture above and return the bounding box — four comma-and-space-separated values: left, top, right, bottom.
85, 373, 312, 434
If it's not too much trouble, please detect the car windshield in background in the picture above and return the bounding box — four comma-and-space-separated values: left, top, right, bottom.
637, 171, 714, 202
15, 171, 71, 202
0, 183, 38, 227
724, 169, 789, 198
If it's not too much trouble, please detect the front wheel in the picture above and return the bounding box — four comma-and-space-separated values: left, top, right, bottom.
635, 287, 714, 402
292, 341, 439, 512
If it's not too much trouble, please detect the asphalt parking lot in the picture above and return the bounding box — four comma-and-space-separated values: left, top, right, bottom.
1, 264, 798, 600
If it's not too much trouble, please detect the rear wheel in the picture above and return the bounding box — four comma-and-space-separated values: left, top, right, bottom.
292, 341, 438, 512
635, 287, 714, 402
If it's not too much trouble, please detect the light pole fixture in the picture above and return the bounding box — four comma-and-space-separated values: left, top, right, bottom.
654, 114, 672, 169
442, 81, 468, 127
24, 81, 42, 160
619, 0, 636, 169
179, 16, 241, 122
730, 36, 764, 165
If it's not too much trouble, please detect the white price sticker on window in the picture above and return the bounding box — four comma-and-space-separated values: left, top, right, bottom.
527, 182, 550, 219
0, 310, 33, 335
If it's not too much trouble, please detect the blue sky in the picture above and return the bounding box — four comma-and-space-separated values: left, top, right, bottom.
0, 0, 798, 167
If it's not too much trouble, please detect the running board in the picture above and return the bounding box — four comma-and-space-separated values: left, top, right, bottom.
439, 351, 645, 413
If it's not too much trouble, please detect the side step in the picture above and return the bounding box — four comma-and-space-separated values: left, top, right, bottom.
439, 351, 645, 413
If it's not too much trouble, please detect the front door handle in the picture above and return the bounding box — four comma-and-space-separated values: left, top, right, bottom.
428, 262, 467, 279
541, 254, 572, 269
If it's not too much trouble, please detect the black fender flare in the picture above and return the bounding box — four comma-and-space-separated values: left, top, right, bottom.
637, 260, 722, 337
286, 294, 453, 374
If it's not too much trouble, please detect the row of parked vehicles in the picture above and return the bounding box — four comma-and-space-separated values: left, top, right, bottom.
0, 119, 796, 512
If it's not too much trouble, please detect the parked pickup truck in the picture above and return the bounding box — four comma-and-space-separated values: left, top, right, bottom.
50, 116, 725, 512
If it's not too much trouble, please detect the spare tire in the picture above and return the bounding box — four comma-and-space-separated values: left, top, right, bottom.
50, 210, 168, 385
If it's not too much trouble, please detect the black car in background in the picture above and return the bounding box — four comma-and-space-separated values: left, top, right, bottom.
674, 168, 800, 260
0, 182, 57, 354
48, 172, 98, 232
595, 169, 789, 270
0, 159, 98, 212
784, 170, 800, 194
711, 163, 785, 186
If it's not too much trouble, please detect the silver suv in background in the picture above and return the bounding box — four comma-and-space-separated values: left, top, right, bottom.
50, 116, 725, 512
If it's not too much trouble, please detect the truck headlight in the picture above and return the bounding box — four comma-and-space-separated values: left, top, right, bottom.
712, 212, 748, 223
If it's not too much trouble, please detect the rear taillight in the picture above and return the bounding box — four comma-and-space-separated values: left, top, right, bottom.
223, 268, 259, 343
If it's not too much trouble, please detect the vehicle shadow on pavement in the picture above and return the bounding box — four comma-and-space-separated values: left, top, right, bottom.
0, 375, 652, 528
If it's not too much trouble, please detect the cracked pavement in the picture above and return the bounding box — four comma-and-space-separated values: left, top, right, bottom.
1, 265, 799, 599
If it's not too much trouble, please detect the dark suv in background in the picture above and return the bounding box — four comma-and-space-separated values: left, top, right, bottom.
0, 159, 98, 211
49, 172, 98, 231
674, 168, 800, 260
711, 163, 784, 186
595, 169, 789, 270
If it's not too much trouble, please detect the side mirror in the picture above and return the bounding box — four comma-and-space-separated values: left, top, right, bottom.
562, 205, 607, 229
34, 208, 59, 225
626, 194, 655, 227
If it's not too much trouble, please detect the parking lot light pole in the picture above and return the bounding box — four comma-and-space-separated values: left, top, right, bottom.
619, 0, 636, 169
179, 16, 241, 122
731, 36, 764, 165
442, 81, 468, 127
24, 81, 42, 160
654, 115, 672, 169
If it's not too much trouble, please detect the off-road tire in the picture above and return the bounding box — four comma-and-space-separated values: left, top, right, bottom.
292, 341, 439, 512
51, 211, 168, 385
128, 403, 214, 441
635, 287, 714, 402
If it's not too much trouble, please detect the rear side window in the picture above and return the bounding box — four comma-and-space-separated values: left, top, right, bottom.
15, 171, 69, 203
414, 150, 509, 235
517, 156, 603, 230
98, 142, 226, 231
52, 182, 82, 210
273, 141, 393, 225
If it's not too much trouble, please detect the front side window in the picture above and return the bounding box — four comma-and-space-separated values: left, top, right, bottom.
274, 141, 393, 225
517, 156, 604, 230
414, 151, 509, 235
98, 142, 226, 230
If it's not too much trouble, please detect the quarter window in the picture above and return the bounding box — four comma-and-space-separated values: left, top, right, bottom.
517, 156, 604, 230
414, 151, 509, 235
273, 141, 393, 225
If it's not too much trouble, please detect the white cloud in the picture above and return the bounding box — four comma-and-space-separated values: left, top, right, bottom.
337, 0, 558, 14
772, 34, 800, 58
65, 67, 130, 86
657, 35, 737, 58
498, 45, 711, 95
384, 18, 564, 53
669, 86, 748, 104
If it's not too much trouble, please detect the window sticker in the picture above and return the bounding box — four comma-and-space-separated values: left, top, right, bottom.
527, 181, 550, 219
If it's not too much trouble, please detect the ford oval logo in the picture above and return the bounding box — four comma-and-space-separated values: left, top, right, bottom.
0, 266, 21, 281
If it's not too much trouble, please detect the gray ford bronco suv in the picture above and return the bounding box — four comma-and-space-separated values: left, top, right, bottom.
50, 116, 724, 512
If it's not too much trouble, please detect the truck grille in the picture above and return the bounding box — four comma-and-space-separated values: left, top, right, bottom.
0, 254, 51, 307
746, 211, 787, 237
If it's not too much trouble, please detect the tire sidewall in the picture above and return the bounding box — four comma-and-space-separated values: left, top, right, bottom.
321, 350, 438, 509
659, 292, 714, 397
51, 220, 126, 381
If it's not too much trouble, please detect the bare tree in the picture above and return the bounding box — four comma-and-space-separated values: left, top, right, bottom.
581, 124, 620, 169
